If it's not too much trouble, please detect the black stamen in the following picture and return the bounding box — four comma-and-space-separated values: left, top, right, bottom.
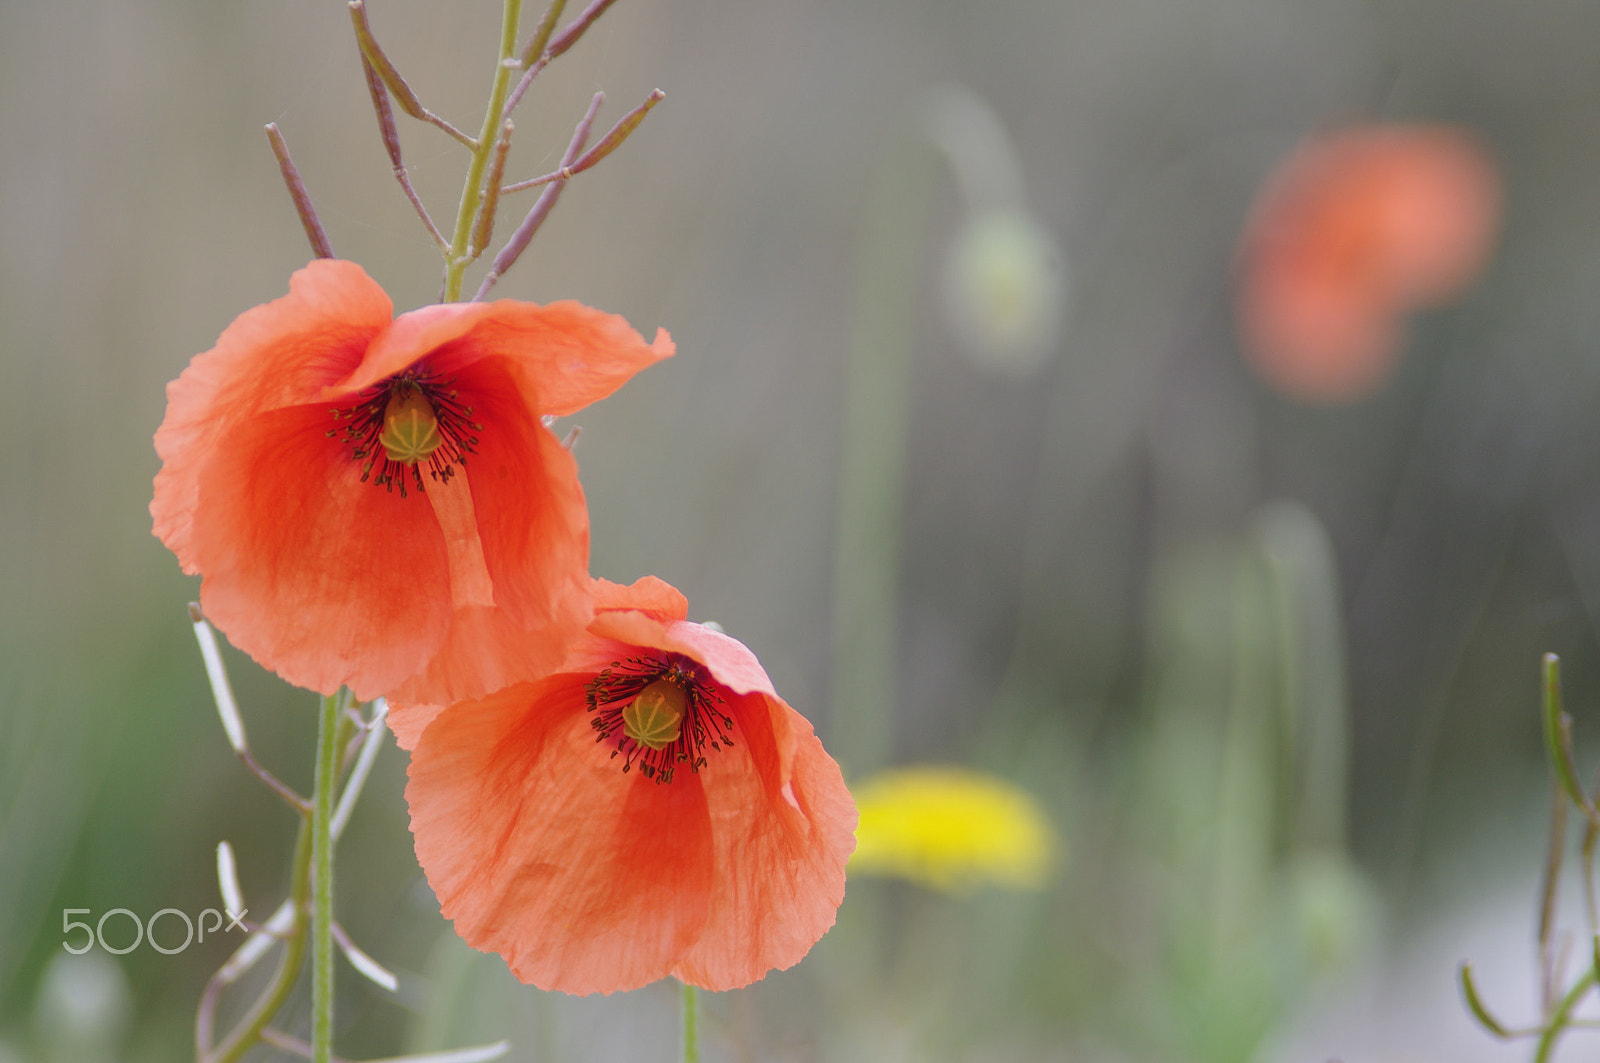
585, 653, 733, 784
328, 367, 480, 496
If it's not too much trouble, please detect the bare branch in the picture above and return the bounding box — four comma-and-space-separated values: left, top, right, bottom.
348, 0, 476, 149
546, 0, 618, 59
470, 121, 515, 260
359, 54, 449, 252
474, 92, 603, 300
240, 748, 312, 815
502, 0, 620, 119
503, 54, 551, 118
518, 0, 568, 72
331, 922, 398, 992
501, 0, 569, 119
260, 1026, 510, 1063
501, 89, 663, 194
264, 125, 333, 260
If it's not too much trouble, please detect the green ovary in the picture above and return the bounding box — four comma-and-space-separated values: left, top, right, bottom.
378, 389, 443, 463
622, 680, 687, 751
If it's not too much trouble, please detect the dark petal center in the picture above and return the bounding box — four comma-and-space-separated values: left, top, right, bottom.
586, 654, 734, 784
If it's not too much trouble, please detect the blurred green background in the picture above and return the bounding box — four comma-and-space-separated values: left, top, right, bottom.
6, 0, 1600, 1059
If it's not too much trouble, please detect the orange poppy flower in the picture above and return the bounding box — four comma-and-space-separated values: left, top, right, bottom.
1237, 125, 1500, 403
151, 259, 673, 703
391, 576, 857, 994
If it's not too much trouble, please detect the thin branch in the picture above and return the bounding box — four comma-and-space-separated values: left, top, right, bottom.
502, 52, 551, 118
261, 1026, 510, 1063
501, 89, 663, 194
330, 700, 388, 841
198, 818, 311, 1063
216, 842, 247, 921
518, 0, 568, 70
190, 605, 246, 752
1542, 654, 1600, 829
439, 0, 526, 302
190, 605, 310, 812
348, 0, 476, 149
265, 125, 334, 260
310, 689, 347, 1063
501, 0, 614, 118
1534, 968, 1599, 1062
469, 121, 516, 260
216, 900, 296, 983
474, 92, 602, 300
1585, 764, 1600, 935
1459, 963, 1536, 1039
1541, 781, 1568, 1013
240, 748, 312, 814
331, 922, 398, 992
546, 0, 618, 59
359, 55, 448, 252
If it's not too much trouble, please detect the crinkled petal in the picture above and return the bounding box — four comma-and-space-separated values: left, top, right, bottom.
407, 678, 714, 995
385, 697, 445, 752
331, 301, 506, 395
389, 596, 589, 709
332, 300, 672, 417
670, 689, 856, 990
455, 356, 590, 633
592, 576, 689, 621
589, 613, 777, 698
152, 260, 392, 565
189, 404, 452, 699
406, 664, 856, 994
365, 357, 593, 708
474, 301, 674, 418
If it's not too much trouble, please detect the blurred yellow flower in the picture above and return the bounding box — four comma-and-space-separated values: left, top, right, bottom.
849, 767, 1057, 893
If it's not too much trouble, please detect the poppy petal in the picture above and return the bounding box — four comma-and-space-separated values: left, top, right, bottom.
405, 627, 856, 994
153, 260, 392, 565
407, 678, 716, 995
385, 698, 444, 752
331, 301, 504, 395
189, 403, 452, 699
451, 357, 591, 633
454, 302, 675, 417
592, 576, 689, 621
332, 300, 672, 416
388, 596, 590, 709
589, 613, 777, 698
670, 689, 856, 990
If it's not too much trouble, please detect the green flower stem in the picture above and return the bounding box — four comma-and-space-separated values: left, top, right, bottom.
310, 689, 343, 1063
443, 0, 524, 302
207, 817, 313, 1063
1535, 968, 1597, 1063
681, 982, 699, 1063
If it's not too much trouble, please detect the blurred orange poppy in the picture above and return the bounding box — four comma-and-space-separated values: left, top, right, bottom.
1236, 125, 1500, 403
151, 259, 672, 703
391, 576, 857, 994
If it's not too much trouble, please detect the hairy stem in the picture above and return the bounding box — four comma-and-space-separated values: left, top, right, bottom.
310, 690, 343, 1063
